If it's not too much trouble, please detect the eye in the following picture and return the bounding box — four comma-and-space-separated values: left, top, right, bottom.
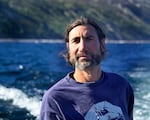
85, 36, 94, 41
72, 37, 80, 44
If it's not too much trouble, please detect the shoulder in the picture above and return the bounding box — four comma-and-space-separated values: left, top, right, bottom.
104, 72, 133, 90
42, 73, 71, 101
104, 72, 134, 98
104, 72, 128, 83
104, 72, 124, 79
40, 74, 70, 119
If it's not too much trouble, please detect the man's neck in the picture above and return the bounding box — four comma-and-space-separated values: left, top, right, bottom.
73, 67, 102, 83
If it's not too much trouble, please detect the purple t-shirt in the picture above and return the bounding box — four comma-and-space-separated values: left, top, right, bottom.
40, 72, 134, 120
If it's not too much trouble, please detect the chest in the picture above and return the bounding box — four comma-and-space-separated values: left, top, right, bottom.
57, 86, 127, 120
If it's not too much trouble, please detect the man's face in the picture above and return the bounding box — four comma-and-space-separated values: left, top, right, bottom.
67, 25, 105, 70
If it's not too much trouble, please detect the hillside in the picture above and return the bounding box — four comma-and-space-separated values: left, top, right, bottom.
0, 0, 150, 40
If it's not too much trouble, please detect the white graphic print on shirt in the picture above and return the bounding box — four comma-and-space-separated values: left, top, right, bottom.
85, 101, 125, 120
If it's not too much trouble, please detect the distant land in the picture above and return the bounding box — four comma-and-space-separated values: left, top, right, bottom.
0, 0, 150, 41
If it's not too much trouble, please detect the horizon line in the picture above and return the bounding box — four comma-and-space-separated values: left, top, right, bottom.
0, 38, 150, 44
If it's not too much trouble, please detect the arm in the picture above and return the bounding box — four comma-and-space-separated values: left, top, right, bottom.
128, 86, 134, 120
40, 93, 65, 120
40, 112, 62, 120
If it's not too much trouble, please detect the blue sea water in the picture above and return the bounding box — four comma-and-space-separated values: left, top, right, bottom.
0, 40, 150, 120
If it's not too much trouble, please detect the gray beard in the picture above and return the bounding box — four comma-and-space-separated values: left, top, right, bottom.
71, 54, 101, 70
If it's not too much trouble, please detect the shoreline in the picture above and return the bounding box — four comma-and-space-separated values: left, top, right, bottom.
0, 38, 150, 44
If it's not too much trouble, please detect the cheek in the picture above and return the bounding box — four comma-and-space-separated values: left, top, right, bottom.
68, 46, 77, 58
89, 43, 101, 54
68, 42, 79, 53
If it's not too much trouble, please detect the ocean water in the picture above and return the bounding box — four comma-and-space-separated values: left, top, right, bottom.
0, 40, 150, 120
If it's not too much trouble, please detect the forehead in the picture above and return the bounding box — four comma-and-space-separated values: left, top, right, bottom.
69, 25, 98, 37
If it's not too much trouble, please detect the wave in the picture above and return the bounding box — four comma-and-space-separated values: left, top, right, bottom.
0, 85, 41, 119
128, 70, 150, 120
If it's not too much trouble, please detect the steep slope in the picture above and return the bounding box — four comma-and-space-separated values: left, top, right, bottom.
0, 0, 150, 40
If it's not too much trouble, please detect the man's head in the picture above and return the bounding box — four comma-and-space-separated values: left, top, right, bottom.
64, 17, 106, 70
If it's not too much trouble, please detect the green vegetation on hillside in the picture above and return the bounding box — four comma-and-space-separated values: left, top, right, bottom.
0, 0, 150, 40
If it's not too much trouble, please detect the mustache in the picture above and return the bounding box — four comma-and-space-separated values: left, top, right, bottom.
75, 53, 90, 60
75, 53, 101, 64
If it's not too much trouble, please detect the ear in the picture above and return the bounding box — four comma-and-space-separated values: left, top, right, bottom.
100, 39, 106, 53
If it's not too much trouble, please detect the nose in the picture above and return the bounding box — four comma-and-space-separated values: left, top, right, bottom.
78, 38, 87, 52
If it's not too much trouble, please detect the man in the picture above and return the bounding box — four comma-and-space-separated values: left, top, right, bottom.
40, 17, 134, 120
